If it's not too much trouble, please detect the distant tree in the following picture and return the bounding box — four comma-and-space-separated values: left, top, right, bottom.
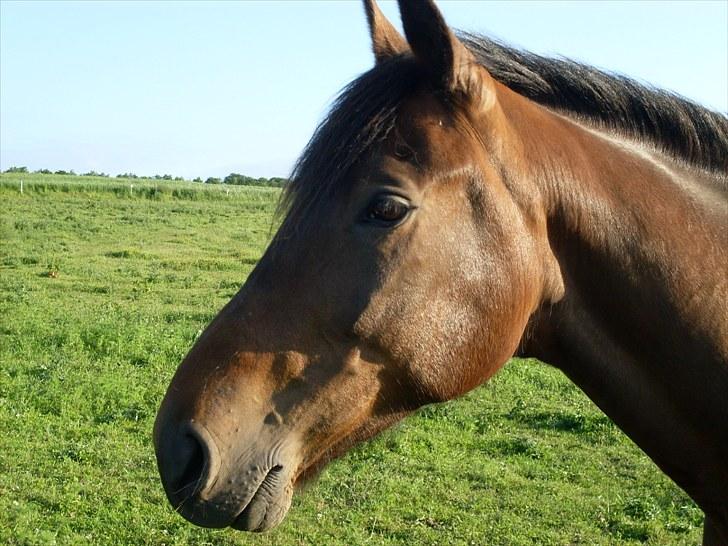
35, 168, 53, 174
173, 176, 184, 181
82, 171, 109, 177
266, 176, 285, 187
154, 175, 163, 180
205, 177, 221, 185
162, 174, 173, 180
192, 177, 203, 183
117, 173, 139, 179
54, 170, 70, 175
222, 173, 287, 187
224, 172, 252, 185
4, 166, 28, 173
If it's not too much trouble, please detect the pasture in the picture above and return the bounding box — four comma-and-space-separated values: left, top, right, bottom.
0, 173, 703, 545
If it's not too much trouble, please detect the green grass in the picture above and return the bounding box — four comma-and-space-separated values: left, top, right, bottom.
0, 173, 703, 545
0, 172, 278, 201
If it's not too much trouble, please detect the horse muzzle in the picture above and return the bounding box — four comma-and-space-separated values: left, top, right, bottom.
154, 419, 297, 532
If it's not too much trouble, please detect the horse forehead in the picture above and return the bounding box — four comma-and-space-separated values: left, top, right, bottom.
393, 94, 481, 167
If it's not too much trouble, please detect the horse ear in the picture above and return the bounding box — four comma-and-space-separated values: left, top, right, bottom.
398, 0, 495, 110
363, 0, 409, 63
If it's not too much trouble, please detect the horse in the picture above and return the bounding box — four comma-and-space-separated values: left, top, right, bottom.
153, 0, 728, 542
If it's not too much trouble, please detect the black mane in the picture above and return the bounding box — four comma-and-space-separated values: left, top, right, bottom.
282, 35, 727, 224
463, 34, 728, 173
279, 58, 423, 227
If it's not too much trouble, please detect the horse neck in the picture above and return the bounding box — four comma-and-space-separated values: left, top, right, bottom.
512, 99, 727, 369
500, 91, 728, 515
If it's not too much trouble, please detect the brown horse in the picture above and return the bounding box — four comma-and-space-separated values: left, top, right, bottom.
153, 0, 728, 542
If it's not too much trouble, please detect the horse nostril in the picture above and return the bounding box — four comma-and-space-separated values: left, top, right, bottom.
159, 422, 221, 504
175, 433, 205, 493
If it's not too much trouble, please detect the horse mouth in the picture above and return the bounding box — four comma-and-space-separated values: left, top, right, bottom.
230, 464, 293, 532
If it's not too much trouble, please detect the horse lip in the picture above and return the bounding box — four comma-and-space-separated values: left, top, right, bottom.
230, 464, 289, 532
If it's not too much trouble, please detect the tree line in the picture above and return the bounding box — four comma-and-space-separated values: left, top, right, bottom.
2, 166, 287, 188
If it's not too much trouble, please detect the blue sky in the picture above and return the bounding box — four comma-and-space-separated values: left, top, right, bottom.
1, 1, 726, 179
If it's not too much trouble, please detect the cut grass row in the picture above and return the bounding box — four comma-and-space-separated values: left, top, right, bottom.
0, 175, 702, 544
0, 172, 279, 202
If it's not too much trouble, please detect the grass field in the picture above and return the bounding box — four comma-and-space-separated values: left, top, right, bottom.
0, 173, 703, 545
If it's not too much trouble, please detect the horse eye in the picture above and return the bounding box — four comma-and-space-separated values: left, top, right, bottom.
364, 195, 411, 226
